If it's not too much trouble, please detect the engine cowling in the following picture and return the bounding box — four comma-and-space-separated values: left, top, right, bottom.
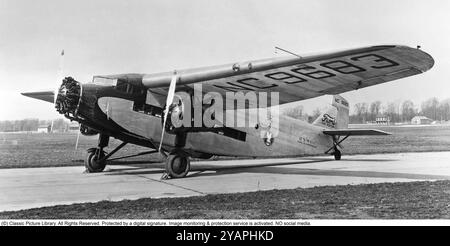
55, 77, 81, 116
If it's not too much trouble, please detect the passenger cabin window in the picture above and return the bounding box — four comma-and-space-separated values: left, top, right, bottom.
133, 103, 163, 118
127, 87, 163, 118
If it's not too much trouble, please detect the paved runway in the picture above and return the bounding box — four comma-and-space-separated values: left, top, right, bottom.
1, 151, 450, 212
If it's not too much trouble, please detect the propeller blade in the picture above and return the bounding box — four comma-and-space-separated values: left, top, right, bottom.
50, 50, 64, 134
159, 71, 178, 152
75, 123, 81, 150
55, 49, 64, 104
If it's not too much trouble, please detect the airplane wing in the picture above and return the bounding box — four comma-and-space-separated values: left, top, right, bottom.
142, 45, 434, 107
21, 91, 54, 103
323, 129, 391, 136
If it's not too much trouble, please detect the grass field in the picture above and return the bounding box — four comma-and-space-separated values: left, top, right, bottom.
347, 124, 450, 154
1, 125, 450, 169
1, 180, 449, 219
0, 133, 158, 168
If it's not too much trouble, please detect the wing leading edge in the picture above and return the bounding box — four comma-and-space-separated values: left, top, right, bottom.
141, 45, 434, 107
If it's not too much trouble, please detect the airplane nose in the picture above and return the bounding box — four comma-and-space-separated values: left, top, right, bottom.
55, 77, 82, 116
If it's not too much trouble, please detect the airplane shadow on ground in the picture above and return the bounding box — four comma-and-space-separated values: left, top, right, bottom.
103, 159, 322, 176
98, 157, 450, 181
189, 166, 450, 180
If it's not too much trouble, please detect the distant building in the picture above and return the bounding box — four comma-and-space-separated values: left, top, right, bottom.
37, 124, 50, 133
411, 116, 433, 125
67, 122, 80, 133
375, 116, 390, 125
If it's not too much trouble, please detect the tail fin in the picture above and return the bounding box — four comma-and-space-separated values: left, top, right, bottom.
313, 95, 349, 129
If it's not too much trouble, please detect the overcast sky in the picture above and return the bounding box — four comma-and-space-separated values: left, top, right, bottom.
0, 0, 448, 120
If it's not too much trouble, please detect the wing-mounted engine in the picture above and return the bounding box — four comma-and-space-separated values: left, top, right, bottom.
80, 124, 98, 136
161, 94, 220, 134
161, 94, 189, 134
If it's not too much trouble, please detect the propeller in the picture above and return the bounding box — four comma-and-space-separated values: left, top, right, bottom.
75, 123, 81, 150
158, 71, 178, 153
51, 49, 65, 133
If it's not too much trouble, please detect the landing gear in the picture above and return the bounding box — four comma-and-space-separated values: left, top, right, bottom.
165, 153, 190, 179
325, 135, 348, 161
84, 134, 109, 173
333, 148, 341, 161
159, 131, 190, 179
85, 148, 107, 172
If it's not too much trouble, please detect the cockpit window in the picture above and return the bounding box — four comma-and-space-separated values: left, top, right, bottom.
115, 79, 144, 95
92, 76, 118, 86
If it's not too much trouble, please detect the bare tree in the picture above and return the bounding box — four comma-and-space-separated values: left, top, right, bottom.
386, 102, 400, 123
438, 99, 450, 121
369, 101, 382, 122
354, 103, 368, 123
421, 97, 439, 120
401, 100, 416, 122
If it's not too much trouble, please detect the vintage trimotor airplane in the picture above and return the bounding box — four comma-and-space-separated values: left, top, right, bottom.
22, 45, 434, 178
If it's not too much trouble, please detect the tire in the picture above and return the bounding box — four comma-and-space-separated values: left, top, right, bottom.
334, 149, 342, 161
165, 154, 190, 178
85, 149, 107, 173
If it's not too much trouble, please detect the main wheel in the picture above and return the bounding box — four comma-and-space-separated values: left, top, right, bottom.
85, 148, 107, 173
165, 154, 190, 178
334, 149, 342, 160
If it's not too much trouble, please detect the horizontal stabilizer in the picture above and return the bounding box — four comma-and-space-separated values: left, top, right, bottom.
21, 91, 54, 103
323, 129, 391, 136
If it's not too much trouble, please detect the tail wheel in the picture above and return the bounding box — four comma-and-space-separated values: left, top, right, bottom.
334, 149, 342, 160
85, 148, 107, 173
165, 154, 190, 178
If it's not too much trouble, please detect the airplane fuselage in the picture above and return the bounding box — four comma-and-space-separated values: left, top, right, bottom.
72, 79, 334, 158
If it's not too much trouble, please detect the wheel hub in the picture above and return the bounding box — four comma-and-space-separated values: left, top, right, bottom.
172, 156, 187, 174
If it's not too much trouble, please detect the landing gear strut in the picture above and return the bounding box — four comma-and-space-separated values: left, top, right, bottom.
84, 134, 109, 173
333, 147, 341, 161
325, 135, 348, 161
159, 132, 190, 179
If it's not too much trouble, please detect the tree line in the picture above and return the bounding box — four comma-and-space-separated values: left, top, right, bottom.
351, 97, 450, 124
283, 97, 450, 124
0, 119, 70, 132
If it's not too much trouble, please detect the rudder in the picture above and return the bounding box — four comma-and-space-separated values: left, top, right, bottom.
313, 95, 349, 129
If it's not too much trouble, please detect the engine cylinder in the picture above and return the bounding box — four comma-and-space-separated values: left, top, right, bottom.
55, 77, 81, 116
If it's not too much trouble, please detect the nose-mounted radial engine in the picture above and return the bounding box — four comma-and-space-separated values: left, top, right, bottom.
55, 77, 98, 136
55, 77, 82, 117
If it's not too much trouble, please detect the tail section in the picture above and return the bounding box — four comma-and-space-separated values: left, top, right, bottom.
313, 95, 349, 129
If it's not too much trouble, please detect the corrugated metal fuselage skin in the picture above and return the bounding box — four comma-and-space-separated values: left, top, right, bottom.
93, 95, 334, 158
75, 83, 157, 147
